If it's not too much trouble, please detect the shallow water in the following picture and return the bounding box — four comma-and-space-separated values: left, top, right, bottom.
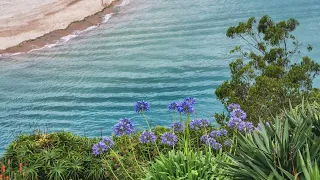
0, 0, 320, 153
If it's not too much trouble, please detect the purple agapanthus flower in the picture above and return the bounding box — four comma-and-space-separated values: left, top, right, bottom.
237, 121, 247, 132
200, 135, 210, 143
204, 137, 216, 145
211, 142, 222, 150
224, 139, 232, 146
209, 130, 218, 138
140, 131, 157, 144
168, 102, 179, 111
102, 137, 114, 149
190, 119, 203, 130
205, 138, 222, 150
210, 129, 228, 138
171, 121, 185, 132
177, 101, 194, 114
113, 118, 136, 136
227, 117, 242, 128
231, 109, 247, 120
184, 97, 196, 105
219, 129, 228, 136
200, 119, 210, 128
237, 121, 254, 133
161, 132, 178, 146
92, 142, 107, 156
245, 122, 254, 133
227, 103, 241, 112
135, 101, 150, 113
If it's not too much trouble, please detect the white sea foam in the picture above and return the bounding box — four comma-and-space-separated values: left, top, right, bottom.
0, 52, 22, 58
103, 13, 114, 23
118, 0, 133, 6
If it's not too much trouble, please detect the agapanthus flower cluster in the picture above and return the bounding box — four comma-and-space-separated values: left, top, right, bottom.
200, 135, 210, 143
161, 132, 178, 146
227, 103, 241, 112
190, 119, 203, 130
238, 121, 254, 133
209, 129, 228, 138
177, 101, 195, 114
227, 103, 253, 133
227, 117, 242, 128
113, 118, 136, 136
168, 97, 196, 114
184, 97, 196, 105
102, 137, 115, 148
190, 119, 210, 130
201, 133, 229, 150
200, 119, 210, 128
171, 121, 185, 132
140, 131, 157, 144
135, 100, 150, 113
168, 102, 179, 111
231, 109, 247, 120
205, 138, 222, 150
210, 141, 222, 150
92, 137, 114, 156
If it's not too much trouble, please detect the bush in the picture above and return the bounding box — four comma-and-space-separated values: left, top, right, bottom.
1, 131, 104, 180
215, 15, 320, 124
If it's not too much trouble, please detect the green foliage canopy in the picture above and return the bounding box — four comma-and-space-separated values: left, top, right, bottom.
215, 15, 320, 124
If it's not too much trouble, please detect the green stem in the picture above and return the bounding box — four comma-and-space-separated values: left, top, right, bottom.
185, 114, 192, 176
147, 144, 152, 160
171, 113, 176, 151
142, 112, 152, 131
184, 114, 191, 155
141, 112, 161, 154
111, 149, 134, 180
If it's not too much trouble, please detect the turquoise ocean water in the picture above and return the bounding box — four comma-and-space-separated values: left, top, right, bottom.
0, 0, 320, 153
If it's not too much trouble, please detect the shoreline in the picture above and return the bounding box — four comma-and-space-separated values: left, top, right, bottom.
0, 0, 122, 56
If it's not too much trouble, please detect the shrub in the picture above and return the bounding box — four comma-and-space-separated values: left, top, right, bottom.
215, 15, 320, 124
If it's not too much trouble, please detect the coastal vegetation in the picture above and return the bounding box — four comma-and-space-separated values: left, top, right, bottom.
1, 16, 320, 180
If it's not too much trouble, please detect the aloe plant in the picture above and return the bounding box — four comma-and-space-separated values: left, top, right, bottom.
144, 150, 228, 180
296, 144, 320, 180
222, 102, 320, 180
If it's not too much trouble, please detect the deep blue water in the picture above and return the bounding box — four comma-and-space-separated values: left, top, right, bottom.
1, 0, 320, 154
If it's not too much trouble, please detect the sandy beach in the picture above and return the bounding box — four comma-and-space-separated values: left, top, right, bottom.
0, 0, 120, 54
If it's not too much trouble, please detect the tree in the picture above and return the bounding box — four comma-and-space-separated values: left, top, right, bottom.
215, 15, 320, 124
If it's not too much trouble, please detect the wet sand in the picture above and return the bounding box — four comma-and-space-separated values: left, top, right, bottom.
0, 0, 121, 55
